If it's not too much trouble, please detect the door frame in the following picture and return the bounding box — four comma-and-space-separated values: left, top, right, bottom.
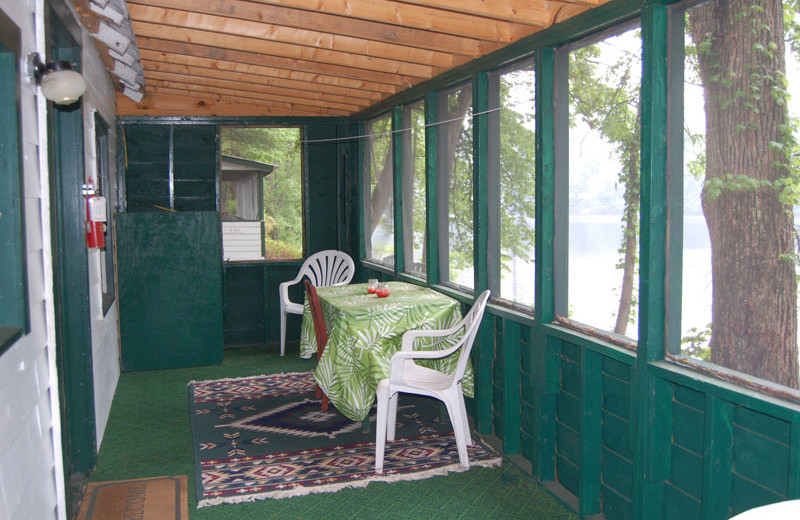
47, 3, 97, 515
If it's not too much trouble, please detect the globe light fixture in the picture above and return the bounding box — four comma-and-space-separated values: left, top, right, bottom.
28, 52, 87, 105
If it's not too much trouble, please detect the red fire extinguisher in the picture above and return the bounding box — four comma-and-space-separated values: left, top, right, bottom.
83, 178, 106, 249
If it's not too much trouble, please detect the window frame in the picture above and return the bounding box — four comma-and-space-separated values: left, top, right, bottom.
0, 9, 27, 354
400, 98, 427, 279
362, 111, 395, 268
218, 124, 305, 263
436, 80, 475, 293
553, 20, 644, 350
487, 56, 537, 313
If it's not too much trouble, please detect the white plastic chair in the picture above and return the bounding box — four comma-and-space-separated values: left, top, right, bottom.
374, 290, 490, 474
278, 250, 354, 356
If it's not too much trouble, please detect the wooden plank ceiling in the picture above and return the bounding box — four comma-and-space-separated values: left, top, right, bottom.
78, 0, 611, 117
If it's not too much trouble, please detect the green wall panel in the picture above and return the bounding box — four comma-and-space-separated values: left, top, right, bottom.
306, 123, 341, 253
601, 356, 634, 520
730, 473, 786, 516
117, 212, 223, 370
662, 482, 701, 520
733, 421, 790, 497
123, 124, 216, 212
223, 264, 266, 346
602, 447, 634, 499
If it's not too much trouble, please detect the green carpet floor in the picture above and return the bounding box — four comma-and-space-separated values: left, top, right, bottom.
91, 345, 580, 520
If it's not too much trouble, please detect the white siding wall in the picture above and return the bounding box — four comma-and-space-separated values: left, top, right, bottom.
0, 0, 120, 518
82, 22, 120, 448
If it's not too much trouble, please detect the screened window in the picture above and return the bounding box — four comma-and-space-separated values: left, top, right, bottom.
438, 82, 474, 290
402, 100, 426, 277
670, 0, 800, 392
564, 24, 642, 342
220, 126, 303, 261
94, 112, 116, 314
0, 14, 26, 350
364, 113, 395, 267
489, 59, 536, 308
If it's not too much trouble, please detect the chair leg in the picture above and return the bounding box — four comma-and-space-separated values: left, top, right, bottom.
456, 392, 472, 446
375, 380, 390, 474
386, 391, 399, 442
444, 392, 470, 469
279, 310, 287, 356
321, 394, 329, 412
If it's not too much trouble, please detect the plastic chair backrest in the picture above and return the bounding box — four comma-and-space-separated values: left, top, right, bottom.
300, 250, 354, 287
304, 279, 328, 356
451, 290, 491, 380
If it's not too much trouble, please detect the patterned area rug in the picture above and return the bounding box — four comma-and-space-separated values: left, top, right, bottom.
189, 372, 501, 507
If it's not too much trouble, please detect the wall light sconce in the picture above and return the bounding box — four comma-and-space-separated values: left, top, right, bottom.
28, 52, 87, 105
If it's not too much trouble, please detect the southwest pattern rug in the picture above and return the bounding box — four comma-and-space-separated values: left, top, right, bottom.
189, 372, 501, 507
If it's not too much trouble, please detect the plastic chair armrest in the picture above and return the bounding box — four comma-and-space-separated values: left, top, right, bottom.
279, 274, 305, 307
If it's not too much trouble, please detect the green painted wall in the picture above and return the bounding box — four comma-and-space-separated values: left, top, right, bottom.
116, 212, 224, 370
119, 118, 350, 352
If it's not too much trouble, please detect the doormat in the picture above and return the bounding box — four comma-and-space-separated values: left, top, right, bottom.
76, 475, 188, 520
189, 372, 501, 507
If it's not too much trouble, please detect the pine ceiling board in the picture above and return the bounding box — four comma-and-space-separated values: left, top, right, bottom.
138, 49, 398, 96
136, 37, 412, 89
127, 0, 490, 57
131, 21, 444, 79
394, 0, 554, 26
146, 83, 355, 115
117, 90, 348, 117
139, 57, 387, 101
144, 72, 375, 110
128, 4, 468, 69
146, 74, 369, 111
114, 0, 615, 116
244, 0, 532, 42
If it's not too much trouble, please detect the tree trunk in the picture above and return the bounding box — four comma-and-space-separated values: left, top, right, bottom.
614, 134, 640, 335
689, 0, 798, 388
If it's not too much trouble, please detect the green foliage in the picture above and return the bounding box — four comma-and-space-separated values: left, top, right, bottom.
681, 324, 712, 361
498, 69, 536, 274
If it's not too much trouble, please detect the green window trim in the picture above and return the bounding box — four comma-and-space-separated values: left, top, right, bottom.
0, 11, 28, 352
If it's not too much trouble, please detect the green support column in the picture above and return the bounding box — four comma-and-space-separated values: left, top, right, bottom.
701, 396, 734, 520
424, 91, 440, 285
356, 121, 366, 263
472, 71, 493, 434
580, 349, 603, 516
634, 5, 672, 520
533, 46, 559, 481
392, 107, 404, 274
473, 71, 489, 294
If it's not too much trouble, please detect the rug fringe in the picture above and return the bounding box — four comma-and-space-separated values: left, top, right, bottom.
196, 457, 502, 508
187, 371, 313, 387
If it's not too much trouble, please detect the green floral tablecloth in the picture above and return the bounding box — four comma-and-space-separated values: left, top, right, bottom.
300, 281, 474, 421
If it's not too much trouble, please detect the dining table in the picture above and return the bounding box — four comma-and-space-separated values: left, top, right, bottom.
299, 281, 474, 422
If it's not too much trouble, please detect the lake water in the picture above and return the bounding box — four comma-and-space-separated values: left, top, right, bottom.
567, 215, 711, 341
